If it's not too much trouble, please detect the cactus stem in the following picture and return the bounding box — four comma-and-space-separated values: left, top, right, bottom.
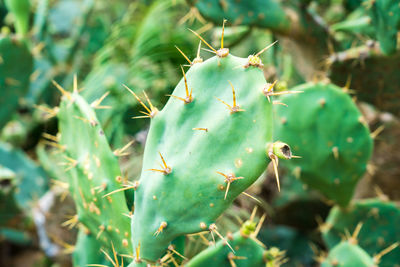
216, 171, 244, 200
192, 127, 208, 132
91, 91, 112, 109
209, 223, 235, 253
154, 221, 168, 236
113, 140, 135, 157
147, 152, 172, 175
175, 46, 192, 65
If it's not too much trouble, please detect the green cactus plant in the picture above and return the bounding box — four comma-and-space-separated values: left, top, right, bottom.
322, 199, 400, 267
55, 80, 132, 256
128, 30, 292, 264
274, 82, 373, 206
321, 240, 375, 267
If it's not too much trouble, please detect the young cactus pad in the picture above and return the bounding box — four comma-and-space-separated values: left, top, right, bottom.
274, 82, 373, 206
57, 85, 132, 255
322, 199, 400, 267
131, 50, 275, 262
186, 219, 284, 267
321, 241, 375, 267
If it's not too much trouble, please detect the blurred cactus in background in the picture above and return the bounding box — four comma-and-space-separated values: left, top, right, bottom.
0, 0, 399, 266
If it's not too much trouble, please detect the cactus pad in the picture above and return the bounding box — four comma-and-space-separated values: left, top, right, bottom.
131, 52, 274, 262
57, 87, 132, 255
322, 199, 400, 267
321, 241, 375, 267
274, 82, 373, 206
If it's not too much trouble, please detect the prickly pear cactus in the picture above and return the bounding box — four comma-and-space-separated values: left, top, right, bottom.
130, 38, 281, 263
321, 241, 375, 267
0, 35, 33, 130
368, 0, 400, 55
187, 219, 285, 267
57, 84, 132, 255
322, 199, 400, 267
274, 82, 373, 206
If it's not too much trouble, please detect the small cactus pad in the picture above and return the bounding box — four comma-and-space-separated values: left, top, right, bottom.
0, 36, 33, 130
321, 241, 375, 267
131, 53, 273, 262
187, 220, 285, 267
274, 82, 373, 206
57, 88, 132, 255
322, 199, 400, 267
368, 0, 400, 55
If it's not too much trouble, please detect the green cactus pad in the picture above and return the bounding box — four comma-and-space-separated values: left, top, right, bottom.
131, 53, 273, 262
322, 199, 400, 267
0, 36, 33, 130
274, 82, 373, 206
186, 232, 267, 267
0, 142, 48, 211
321, 241, 375, 267
57, 90, 132, 255
368, 0, 400, 55
187, 0, 290, 33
